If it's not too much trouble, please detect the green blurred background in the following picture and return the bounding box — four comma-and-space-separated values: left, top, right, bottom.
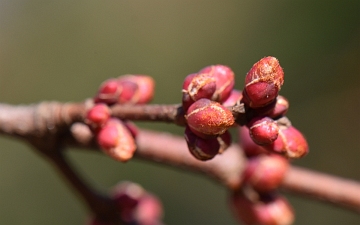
0, 1, 359, 224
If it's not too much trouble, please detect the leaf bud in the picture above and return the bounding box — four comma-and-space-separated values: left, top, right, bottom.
186, 98, 234, 137
248, 117, 279, 145
243, 57, 284, 108
199, 64, 235, 103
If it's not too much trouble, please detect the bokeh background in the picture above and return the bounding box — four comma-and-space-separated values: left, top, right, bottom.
0, 1, 359, 224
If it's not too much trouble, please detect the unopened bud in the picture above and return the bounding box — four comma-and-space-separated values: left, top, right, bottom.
266, 125, 309, 159
199, 64, 235, 103
112, 181, 145, 223
184, 126, 220, 160
117, 75, 155, 104
222, 89, 243, 107
248, 117, 279, 145
243, 154, 289, 192
86, 103, 110, 130
94, 79, 121, 105
135, 194, 163, 225
243, 57, 284, 108
217, 130, 232, 154
182, 73, 216, 111
252, 95, 289, 119
230, 192, 294, 225
238, 126, 268, 157
186, 98, 234, 137
97, 119, 137, 162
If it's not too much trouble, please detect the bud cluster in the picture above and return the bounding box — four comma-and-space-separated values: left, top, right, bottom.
87, 182, 163, 225
86, 74, 155, 162
178, 57, 309, 224
181, 65, 238, 160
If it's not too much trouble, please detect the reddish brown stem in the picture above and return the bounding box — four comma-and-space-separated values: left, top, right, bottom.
0, 102, 359, 214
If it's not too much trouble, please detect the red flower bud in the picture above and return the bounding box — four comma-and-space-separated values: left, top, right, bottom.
248, 117, 279, 145
135, 194, 163, 225
186, 98, 234, 137
222, 89, 243, 107
112, 181, 145, 223
184, 126, 220, 160
217, 130, 232, 154
230, 192, 294, 225
94, 79, 121, 105
117, 75, 155, 104
243, 154, 289, 192
243, 57, 284, 108
252, 95, 289, 119
182, 73, 216, 111
199, 64, 235, 103
266, 125, 309, 159
97, 119, 137, 162
238, 126, 268, 157
86, 103, 111, 130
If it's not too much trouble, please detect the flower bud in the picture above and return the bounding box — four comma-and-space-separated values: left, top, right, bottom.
222, 89, 243, 107
252, 95, 289, 119
243, 154, 289, 192
94, 78, 121, 105
199, 65, 235, 103
243, 57, 284, 108
230, 192, 294, 225
86, 103, 111, 130
217, 130, 232, 154
112, 181, 145, 223
96, 118, 137, 162
182, 73, 216, 111
248, 117, 279, 145
117, 75, 155, 104
135, 194, 163, 225
186, 98, 234, 137
238, 126, 268, 157
184, 126, 220, 160
266, 125, 309, 159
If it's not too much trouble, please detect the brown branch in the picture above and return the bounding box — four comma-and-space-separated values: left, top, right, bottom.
0, 102, 360, 215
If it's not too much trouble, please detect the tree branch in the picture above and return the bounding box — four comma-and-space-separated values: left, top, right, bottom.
0, 101, 359, 216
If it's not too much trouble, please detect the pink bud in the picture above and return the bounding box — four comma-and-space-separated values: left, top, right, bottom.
117, 75, 155, 104
243, 57, 284, 108
248, 117, 279, 145
238, 126, 268, 157
182, 73, 216, 111
186, 98, 234, 137
184, 126, 220, 160
135, 194, 163, 225
94, 79, 121, 105
199, 64, 235, 103
97, 119, 137, 162
243, 154, 289, 192
266, 125, 309, 159
86, 104, 111, 130
217, 130, 232, 154
222, 89, 243, 107
230, 192, 294, 225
